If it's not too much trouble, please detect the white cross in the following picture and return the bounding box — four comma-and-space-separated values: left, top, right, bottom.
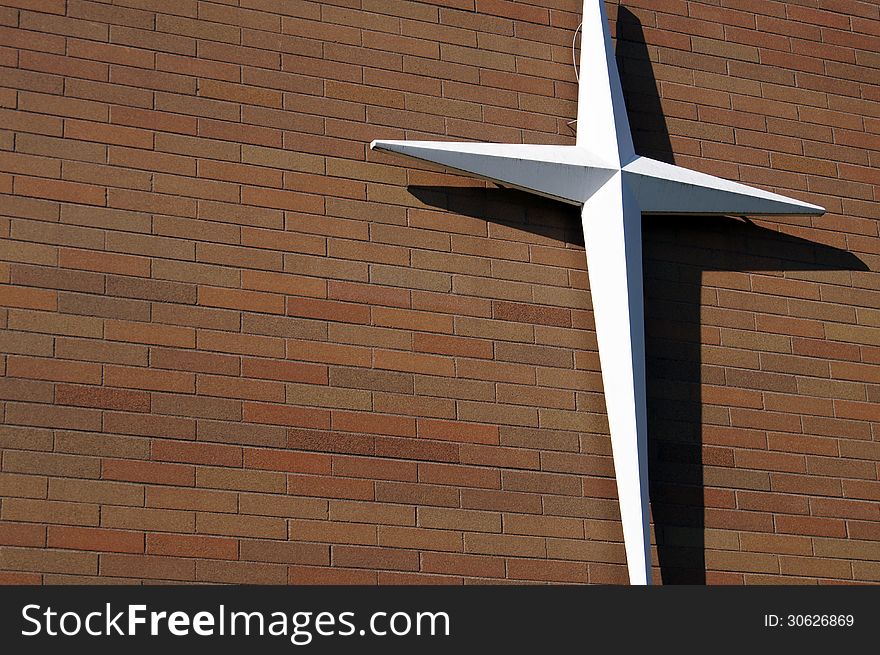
371, 0, 824, 585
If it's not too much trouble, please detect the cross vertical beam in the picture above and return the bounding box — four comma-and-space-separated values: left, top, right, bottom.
582, 175, 651, 585
576, 0, 634, 165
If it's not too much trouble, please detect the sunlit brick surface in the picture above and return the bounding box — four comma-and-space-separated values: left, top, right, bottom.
0, 0, 878, 584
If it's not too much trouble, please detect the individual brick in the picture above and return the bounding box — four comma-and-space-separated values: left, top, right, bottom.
47, 526, 143, 554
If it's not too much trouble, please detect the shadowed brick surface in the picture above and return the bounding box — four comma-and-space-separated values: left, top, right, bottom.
0, 0, 878, 585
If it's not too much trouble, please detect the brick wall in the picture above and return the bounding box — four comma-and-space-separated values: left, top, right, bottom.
0, 0, 877, 584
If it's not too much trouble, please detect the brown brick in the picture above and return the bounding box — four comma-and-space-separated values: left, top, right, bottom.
106, 276, 197, 304
197, 466, 285, 494
327, 406, 413, 435
1, 547, 98, 575
57, 291, 149, 320
504, 514, 583, 539
200, 330, 285, 358
103, 459, 194, 487
106, 320, 195, 348
50, 477, 142, 507
104, 365, 194, 393
0, 521, 46, 548
243, 447, 330, 474
243, 270, 327, 298
3, 498, 99, 527
333, 545, 419, 571
331, 455, 417, 481
55, 431, 149, 460
152, 348, 239, 376
14, 176, 106, 206
288, 474, 374, 501
197, 513, 285, 540
147, 487, 235, 514
330, 500, 415, 527
147, 533, 238, 560
6, 401, 102, 431
289, 518, 376, 546
197, 559, 289, 584
418, 507, 501, 533
198, 420, 285, 449
9, 309, 102, 338
374, 349, 456, 376
413, 332, 492, 358
240, 539, 328, 566
0, 284, 57, 310
103, 411, 194, 440
7, 355, 101, 384
375, 481, 459, 508
242, 492, 327, 519
58, 385, 151, 412
152, 440, 242, 468
508, 558, 588, 583
244, 402, 330, 429
199, 374, 284, 402
100, 553, 194, 581
421, 552, 505, 578
47, 526, 143, 554
289, 565, 376, 585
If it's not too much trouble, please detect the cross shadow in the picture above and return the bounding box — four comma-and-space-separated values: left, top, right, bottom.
615, 6, 676, 164
641, 217, 867, 584
404, 9, 868, 584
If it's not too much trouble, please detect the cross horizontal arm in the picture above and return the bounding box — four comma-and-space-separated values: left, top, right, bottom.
371, 140, 617, 206
623, 156, 825, 216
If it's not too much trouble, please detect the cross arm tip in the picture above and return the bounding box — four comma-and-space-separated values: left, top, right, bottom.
762, 197, 826, 217
370, 139, 429, 157
801, 201, 826, 216
371, 139, 410, 152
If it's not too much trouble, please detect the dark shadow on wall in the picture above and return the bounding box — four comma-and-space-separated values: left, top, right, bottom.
405, 10, 868, 584
410, 184, 867, 584
641, 218, 866, 584
615, 7, 675, 164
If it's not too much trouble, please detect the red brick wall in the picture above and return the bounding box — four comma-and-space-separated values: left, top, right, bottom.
0, 0, 877, 584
